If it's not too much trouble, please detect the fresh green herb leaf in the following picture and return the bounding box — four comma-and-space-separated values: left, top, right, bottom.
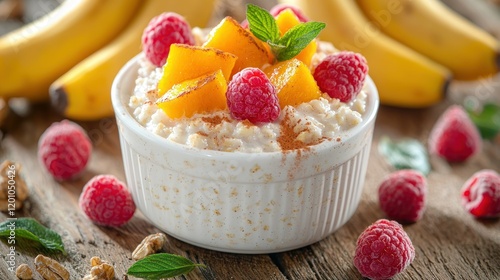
0, 218, 66, 254
246, 4, 280, 44
276, 21, 326, 61
378, 136, 431, 176
246, 3, 325, 62
127, 253, 206, 279
467, 103, 500, 140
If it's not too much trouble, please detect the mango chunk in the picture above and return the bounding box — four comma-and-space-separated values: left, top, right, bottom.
274, 9, 317, 66
203, 17, 273, 77
157, 70, 228, 119
158, 44, 237, 96
264, 58, 321, 108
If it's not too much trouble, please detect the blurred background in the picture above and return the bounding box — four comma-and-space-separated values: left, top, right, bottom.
0, 0, 499, 138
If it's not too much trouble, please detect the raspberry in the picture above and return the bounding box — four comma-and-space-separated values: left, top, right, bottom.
226, 68, 280, 123
141, 12, 195, 67
79, 175, 136, 227
313, 51, 368, 102
269, 4, 309, 22
354, 219, 415, 280
38, 120, 92, 181
378, 170, 427, 223
461, 169, 500, 218
428, 105, 482, 162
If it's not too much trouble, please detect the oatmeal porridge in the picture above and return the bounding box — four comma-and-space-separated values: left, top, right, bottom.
129, 36, 368, 153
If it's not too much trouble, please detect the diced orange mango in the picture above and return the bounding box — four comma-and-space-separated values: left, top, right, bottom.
203, 16, 273, 77
157, 70, 228, 119
264, 58, 321, 108
274, 9, 317, 66
158, 44, 237, 96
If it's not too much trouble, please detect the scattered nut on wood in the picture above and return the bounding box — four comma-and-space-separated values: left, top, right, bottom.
15, 263, 33, 280
82, 256, 115, 280
0, 160, 29, 211
132, 233, 167, 260
34, 254, 70, 280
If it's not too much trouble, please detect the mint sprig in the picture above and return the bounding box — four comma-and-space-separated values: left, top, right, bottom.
467, 103, 500, 140
0, 218, 66, 254
127, 253, 206, 279
378, 136, 431, 176
246, 4, 325, 62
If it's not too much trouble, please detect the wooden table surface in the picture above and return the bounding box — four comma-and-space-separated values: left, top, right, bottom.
1, 1, 500, 279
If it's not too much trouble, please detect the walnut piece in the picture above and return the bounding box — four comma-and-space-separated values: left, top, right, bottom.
0, 160, 29, 211
34, 254, 70, 280
16, 263, 33, 280
82, 256, 115, 280
132, 233, 167, 260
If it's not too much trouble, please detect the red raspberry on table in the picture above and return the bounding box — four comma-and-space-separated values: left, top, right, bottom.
461, 169, 500, 218
354, 219, 415, 280
38, 119, 92, 181
226, 67, 280, 123
313, 51, 368, 102
378, 169, 428, 223
79, 175, 136, 227
141, 12, 195, 67
428, 105, 482, 162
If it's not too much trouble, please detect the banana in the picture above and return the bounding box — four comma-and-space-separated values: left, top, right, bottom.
0, 0, 142, 102
439, 0, 500, 40
280, 0, 452, 108
356, 0, 500, 81
50, 0, 217, 121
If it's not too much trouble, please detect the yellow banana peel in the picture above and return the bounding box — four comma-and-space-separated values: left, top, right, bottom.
50, 0, 217, 121
0, 0, 143, 102
356, 0, 500, 81
280, 0, 452, 108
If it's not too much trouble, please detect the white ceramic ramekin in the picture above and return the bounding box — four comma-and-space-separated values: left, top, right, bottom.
111, 55, 379, 254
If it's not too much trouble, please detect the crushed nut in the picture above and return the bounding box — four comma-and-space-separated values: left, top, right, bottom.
16, 264, 33, 280
34, 254, 70, 280
0, 160, 29, 211
132, 233, 167, 260
82, 256, 115, 280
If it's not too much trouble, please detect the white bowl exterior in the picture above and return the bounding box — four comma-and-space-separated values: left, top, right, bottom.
112, 55, 378, 254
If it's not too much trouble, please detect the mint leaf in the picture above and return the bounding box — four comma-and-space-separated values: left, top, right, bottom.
276, 21, 326, 61
378, 136, 431, 176
246, 4, 280, 43
467, 103, 500, 140
127, 253, 206, 279
0, 218, 66, 254
246, 3, 325, 62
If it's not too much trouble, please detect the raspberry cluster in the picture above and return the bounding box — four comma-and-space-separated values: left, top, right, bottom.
142, 12, 195, 67
313, 51, 369, 102
428, 105, 481, 162
79, 175, 136, 227
461, 169, 500, 218
38, 120, 92, 181
226, 68, 280, 123
354, 219, 415, 280
378, 169, 428, 223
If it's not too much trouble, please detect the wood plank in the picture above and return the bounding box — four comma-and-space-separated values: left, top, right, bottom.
1, 0, 500, 279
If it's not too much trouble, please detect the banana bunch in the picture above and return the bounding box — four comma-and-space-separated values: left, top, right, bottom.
279, 0, 500, 108
0, 0, 142, 102
0, 0, 217, 120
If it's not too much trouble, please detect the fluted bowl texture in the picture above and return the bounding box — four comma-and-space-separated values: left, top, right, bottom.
111, 55, 379, 254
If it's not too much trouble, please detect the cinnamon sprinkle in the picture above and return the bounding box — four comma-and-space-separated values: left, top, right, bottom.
277, 110, 327, 151
201, 115, 231, 128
